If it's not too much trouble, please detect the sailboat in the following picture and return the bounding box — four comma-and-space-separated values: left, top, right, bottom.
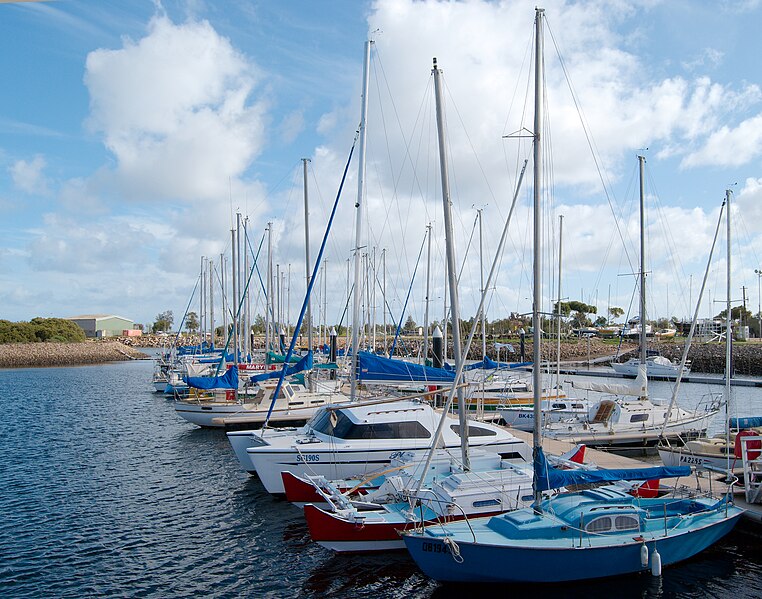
659, 190, 762, 472
402, 9, 743, 582
539, 156, 718, 447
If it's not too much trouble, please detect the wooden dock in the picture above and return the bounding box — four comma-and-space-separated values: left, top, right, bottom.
507, 427, 762, 526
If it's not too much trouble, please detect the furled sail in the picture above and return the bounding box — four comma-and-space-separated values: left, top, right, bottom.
185, 365, 239, 390
534, 447, 689, 492
357, 351, 454, 383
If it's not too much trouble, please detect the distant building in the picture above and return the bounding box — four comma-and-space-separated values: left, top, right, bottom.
67, 314, 135, 338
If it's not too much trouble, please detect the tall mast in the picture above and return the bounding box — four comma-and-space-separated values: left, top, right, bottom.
244, 219, 251, 358
478, 209, 486, 360
236, 213, 243, 356
433, 57, 469, 471
638, 156, 647, 369
556, 215, 563, 395
199, 256, 205, 345
422, 224, 432, 362
382, 249, 387, 354
350, 39, 372, 402
531, 7, 545, 511
638, 154, 648, 400
220, 252, 227, 350
725, 188, 732, 474
209, 259, 214, 348
231, 227, 238, 369
302, 158, 313, 358
265, 221, 272, 353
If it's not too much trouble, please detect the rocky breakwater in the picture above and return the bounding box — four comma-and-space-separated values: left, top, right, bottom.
617, 341, 762, 377
0, 341, 150, 368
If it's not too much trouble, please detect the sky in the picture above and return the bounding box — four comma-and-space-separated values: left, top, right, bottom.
2, 0, 762, 333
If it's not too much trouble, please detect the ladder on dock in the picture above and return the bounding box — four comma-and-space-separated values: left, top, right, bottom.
740, 435, 762, 504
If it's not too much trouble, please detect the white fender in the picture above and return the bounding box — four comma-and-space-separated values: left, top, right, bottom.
651, 548, 662, 576
640, 543, 649, 568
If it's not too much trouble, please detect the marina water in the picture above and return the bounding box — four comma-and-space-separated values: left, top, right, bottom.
1, 358, 760, 598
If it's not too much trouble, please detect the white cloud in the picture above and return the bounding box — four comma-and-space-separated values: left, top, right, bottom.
682, 113, 762, 167
84, 15, 268, 203
10, 155, 50, 195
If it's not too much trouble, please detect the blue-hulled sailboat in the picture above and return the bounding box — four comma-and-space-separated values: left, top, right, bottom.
401, 8, 744, 583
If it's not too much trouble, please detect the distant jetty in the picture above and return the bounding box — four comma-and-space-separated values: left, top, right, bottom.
0, 341, 150, 369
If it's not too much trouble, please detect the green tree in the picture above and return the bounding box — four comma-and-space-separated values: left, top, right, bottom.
715, 306, 752, 322
608, 307, 624, 320
152, 310, 174, 333
404, 315, 417, 333
186, 312, 199, 332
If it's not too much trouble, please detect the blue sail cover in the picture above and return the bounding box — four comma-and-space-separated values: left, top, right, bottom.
464, 357, 531, 370
357, 351, 455, 383
177, 342, 213, 355
534, 447, 690, 492
266, 350, 302, 364
730, 416, 762, 429
250, 351, 314, 383
185, 365, 239, 390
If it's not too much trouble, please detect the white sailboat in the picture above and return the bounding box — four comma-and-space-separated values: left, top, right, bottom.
402, 12, 743, 581
541, 155, 719, 446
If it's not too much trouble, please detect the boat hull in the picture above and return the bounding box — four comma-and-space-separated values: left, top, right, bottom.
403, 510, 743, 583
249, 439, 526, 495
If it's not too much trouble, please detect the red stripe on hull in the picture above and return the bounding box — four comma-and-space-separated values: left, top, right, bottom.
304, 503, 411, 542
304, 503, 506, 550
282, 471, 324, 504
281, 471, 378, 504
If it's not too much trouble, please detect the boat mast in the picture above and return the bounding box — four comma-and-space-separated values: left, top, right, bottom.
725, 188, 732, 475
478, 209, 487, 360
382, 249, 387, 354
350, 39, 371, 402
638, 154, 647, 399
231, 226, 238, 372
433, 57, 470, 470
220, 252, 227, 351
532, 7, 544, 511
209, 258, 214, 348
244, 219, 251, 359
302, 158, 313, 361
268, 222, 275, 353
556, 214, 563, 396
422, 223, 432, 362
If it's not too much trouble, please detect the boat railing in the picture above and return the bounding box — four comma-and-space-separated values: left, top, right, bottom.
740, 435, 762, 504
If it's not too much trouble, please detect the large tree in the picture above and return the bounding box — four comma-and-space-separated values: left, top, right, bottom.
186, 311, 199, 332
152, 310, 174, 333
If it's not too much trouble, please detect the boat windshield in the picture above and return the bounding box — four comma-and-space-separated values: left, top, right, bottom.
310, 409, 431, 440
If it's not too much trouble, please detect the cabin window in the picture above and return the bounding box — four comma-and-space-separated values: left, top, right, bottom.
450, 424, 498, 437
585, 516, 613, 533
312, 410, 431, 439
551, 403, 566, 409
614, 515, 640, 531
630, 414, 649, 423
572, 404, 584, 409
473, 499, 501, 508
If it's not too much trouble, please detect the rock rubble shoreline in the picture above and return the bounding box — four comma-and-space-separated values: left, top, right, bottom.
2, 336, 761, 376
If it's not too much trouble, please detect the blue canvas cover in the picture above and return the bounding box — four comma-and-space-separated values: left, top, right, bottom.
357, 351, 455, 383
730, 416, 762, 429
185, 365, 239, 390
534, 447, 690, 492
266, 350, 302, 364
464, 357, 531, 370
250, 351, 314, 383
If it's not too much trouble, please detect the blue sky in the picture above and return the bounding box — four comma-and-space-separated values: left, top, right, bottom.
2, 0, 761, 332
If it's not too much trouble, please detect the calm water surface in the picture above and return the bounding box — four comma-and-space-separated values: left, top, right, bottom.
0, 359, 760, 598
